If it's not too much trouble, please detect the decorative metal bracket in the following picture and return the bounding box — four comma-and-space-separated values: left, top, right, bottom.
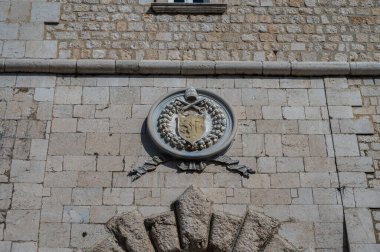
129, 155, 255, 181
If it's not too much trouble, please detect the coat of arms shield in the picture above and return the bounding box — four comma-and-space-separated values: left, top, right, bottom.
178, 111, 206, 145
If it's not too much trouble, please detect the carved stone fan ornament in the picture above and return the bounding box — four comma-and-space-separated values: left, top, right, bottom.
129, 88, 254, 180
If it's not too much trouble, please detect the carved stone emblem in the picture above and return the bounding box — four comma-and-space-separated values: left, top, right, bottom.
178, 111, 206, 145
129, 88, 254, 180
157, 88, 226, 152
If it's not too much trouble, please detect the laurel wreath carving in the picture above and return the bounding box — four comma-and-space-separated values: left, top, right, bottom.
157, 98, 227, 151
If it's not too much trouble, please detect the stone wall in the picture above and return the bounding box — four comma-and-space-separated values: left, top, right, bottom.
0, 0, 379, 61
1, 73, 380, 251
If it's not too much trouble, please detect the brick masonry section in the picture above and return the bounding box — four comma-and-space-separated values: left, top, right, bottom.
1, 74, 380, 251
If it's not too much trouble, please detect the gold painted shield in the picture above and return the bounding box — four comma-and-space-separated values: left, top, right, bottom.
178, 111, 206, 144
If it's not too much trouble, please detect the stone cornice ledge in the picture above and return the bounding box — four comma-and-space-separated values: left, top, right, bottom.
0, 59, 379, 76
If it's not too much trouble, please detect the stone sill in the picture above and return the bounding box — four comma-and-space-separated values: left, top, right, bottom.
151, 3, 227, 15
0, 59, 379, 76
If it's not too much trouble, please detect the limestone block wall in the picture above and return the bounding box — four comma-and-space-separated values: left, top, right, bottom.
1, 72, 379, 251
0, 0, 379, 61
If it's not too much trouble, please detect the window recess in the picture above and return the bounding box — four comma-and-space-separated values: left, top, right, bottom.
151, 0, 226, 15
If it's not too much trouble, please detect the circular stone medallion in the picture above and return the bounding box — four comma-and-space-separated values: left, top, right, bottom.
147, 88, 237, 160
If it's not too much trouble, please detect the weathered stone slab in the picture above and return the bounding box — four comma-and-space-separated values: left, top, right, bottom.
233, 210, 279, 252
175, 185, 212, 251
263, 235, 298, 251
144, 211, 180, 252
208, 212, 243, 252
106, 210, 154, 252
85, 236, 124, 252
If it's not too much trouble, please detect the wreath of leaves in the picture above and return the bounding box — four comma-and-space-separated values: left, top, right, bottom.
157, 98, 227, 151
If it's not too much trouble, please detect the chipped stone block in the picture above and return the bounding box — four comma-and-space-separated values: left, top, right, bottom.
233, 210, 279, 251
106, 210, 154, 252
175, 186, 212, 251
144, 212, 181, 252
208, 212, 242, 252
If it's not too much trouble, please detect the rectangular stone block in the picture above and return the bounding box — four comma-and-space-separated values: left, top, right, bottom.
339, 172, 368, 188
257, 120, 298, 134
4, 210, 40, 241
339, 119, 375, 134
354, 188, 380, 207
0, 23, 19, 40
313, 188, 339, 205
55, 86, 82, 104
336, 157, 374, 172
264, 134, 282, 156
10, 160, 45, 183
304, 157, 336, 172
72, 188, 103, 205
25, 41, 58, 59
29, 139, 48, 160
345, 208, 376, 244
44, 171, 78, 188
78, 171, 112, 188
64, 156, 96, 171
282, 135, 309, 157
333, 134, 359, 157
31, 2, 61, 22
110, 87, 140, 104
251, 189, 291, 205
328, 106, 353, 119
83, 87, 109, 104
78, 119, 109, 132
276, 157, 304, 172
103, 188, 134, 206
242, 134, 264, 156
85, 133, 120, 155
49, 133, 86, 155
20, 23, 45, 40
300, 172, 333, 187
326, 89, 362, 106
110, 118, 145, 134
270, 173, 300, 188
39, 223, 71, 248
164, 173, 213, 188
242, 88, 268, 106
298, 120, 330, 134
52, 118, 77, 132
97, 156, 124, 171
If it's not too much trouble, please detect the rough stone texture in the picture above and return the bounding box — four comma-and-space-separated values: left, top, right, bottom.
144, 212, 181, 252
41, 0, 380, 61
208, 212, 243, 252
233, 210, 279, 252
175, 186, 212, 251
106, 210, 154, 252
86, 236, 124, 252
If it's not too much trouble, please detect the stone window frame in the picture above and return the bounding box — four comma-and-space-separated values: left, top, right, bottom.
151, 0, 227, 14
